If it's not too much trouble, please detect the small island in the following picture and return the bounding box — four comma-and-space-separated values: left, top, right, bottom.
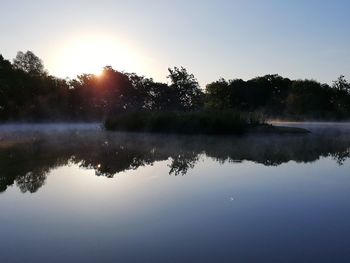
104, 111, 311, 135
0, 52, 349, 136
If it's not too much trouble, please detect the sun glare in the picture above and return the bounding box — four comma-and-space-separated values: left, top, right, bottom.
52, 35, 138, 78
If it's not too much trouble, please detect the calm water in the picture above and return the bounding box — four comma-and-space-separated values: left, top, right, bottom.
1, 123, 350, 263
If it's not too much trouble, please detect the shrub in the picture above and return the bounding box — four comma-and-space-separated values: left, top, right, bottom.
104, 111, 249, 135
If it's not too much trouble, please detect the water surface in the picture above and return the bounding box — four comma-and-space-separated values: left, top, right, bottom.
0, 123, 350, 263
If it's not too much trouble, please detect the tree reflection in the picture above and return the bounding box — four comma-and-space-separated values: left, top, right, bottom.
16, 171, 47, 193
169, 153, 199, 176
0, 129, 350, 193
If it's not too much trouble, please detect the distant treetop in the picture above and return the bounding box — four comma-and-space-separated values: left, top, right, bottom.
13, 51, 46, 76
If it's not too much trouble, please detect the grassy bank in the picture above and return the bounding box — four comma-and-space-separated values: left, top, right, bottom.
104, 111, 255, 135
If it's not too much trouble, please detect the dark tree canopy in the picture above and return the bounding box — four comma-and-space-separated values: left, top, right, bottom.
13, 51, 45, 75
168, 67, 203, 111
205, 74, 350, 119
0, 51, 350, 121
333, 75, 350, 93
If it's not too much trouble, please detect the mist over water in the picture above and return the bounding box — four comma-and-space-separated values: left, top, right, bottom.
271, 121, 350, 134
1, 122, 350, 262
1, 122, 350, 193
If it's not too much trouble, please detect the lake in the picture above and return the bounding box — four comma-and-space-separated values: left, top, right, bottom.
0, 123, 350, 263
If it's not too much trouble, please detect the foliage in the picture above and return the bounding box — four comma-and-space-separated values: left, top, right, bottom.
205, 74, 350, 119
1, 51, 350, 122
104, 111, 246, 135
333, 75, 350, 93
13, 51, 46, 76
167, 67, 204, 111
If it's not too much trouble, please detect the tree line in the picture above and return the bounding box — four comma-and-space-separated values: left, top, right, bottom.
0, 50, 350, 121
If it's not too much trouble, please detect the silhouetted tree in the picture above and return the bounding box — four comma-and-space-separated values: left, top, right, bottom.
205, 74, 292, 114
168, 67, 204, 111
333, 75, 350, 93
205, 79, 231, 110
13, 51, 46, 76
286, 80, 334, 118
1, 51, 350, 121
332, 75, 350, 117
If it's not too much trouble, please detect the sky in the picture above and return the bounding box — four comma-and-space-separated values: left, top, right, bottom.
1, 0, 350, 86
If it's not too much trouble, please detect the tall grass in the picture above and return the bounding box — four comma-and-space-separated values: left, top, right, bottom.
104, 111, 259, 135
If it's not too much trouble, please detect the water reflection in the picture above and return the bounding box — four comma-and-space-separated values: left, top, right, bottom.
0, 124, 350, 193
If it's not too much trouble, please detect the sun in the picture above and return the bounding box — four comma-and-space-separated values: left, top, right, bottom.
51, 35, 137, 78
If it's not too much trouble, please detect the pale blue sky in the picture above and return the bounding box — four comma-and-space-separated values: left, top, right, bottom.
1, 0, 349, 86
